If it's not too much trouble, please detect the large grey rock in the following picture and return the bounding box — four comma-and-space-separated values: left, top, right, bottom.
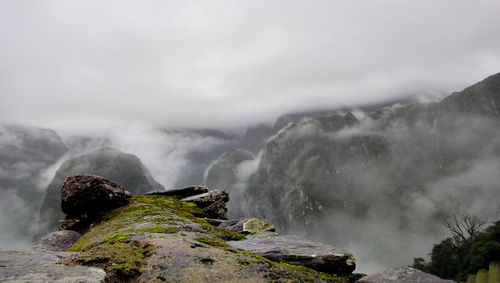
146, 185, 209, 198
182, 190, 229, 219
227, 233, 355, 275
38, 147, 164, 238
356, 267, 454, 283
0, 249, 106, 282
35, 230, 81, 251
61, 174, 129, 220
219, 217, 275, 234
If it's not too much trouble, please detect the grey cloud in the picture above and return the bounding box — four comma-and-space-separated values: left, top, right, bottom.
1, 1, 500, 131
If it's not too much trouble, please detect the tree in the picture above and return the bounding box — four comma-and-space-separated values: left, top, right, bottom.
442, 213, 486, 241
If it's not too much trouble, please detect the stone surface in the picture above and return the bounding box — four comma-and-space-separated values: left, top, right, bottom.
35, 230, 82, 251
220, 217, 275, 234
145, 185, 209, 198
59, 194, 346, 282
181, 190, 229, 205
182, 190, 229, 219
228, 233, 356, 275
0, 249, 106, 282
356, 267, 454, 283
61, 174, 130, 220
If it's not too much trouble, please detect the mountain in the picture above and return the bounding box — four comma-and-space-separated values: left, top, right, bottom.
0, 125, 68, 248
37, 147, 164, 238
216, 72, 500, 271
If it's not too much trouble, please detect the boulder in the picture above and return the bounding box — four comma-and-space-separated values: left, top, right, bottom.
227, 233, 355, 275
145, 185, 209, 198
181, 190, 229, 219
356, 267, 455, 283
61, 175, 130, 223
35, 230, 81, 251
219, 217, 275, 234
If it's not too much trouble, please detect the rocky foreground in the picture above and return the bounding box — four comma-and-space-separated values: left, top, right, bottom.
0, 174, 453, 282
1, 175, 357, 282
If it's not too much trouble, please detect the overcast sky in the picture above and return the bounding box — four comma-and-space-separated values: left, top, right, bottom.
1, 0, 500, 133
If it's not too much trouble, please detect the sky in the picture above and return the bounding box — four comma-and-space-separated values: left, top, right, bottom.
1, 0, 500, 133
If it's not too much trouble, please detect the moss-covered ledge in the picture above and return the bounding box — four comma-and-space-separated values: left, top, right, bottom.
62, 195, 342, 282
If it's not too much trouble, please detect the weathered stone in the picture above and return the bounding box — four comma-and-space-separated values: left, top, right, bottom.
0, 249, 106, 282
228, 233, 355, 275
356, 267, 454, 283
203, 199, 228, 219
145, 185, 209, 198
220, 217, 275, 234
59, 218, 87, 231
61, 174, 130, 220
181, 190, 229, 219
35, 230, 81, 251
181, 190, 229, 207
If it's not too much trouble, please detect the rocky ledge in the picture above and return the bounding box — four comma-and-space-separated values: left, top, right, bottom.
1, 175, 357, 282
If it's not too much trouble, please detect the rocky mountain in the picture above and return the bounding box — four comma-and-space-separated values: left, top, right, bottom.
208, 72, 500, 271
0, 125, 68, 248
37, 148, 164, 238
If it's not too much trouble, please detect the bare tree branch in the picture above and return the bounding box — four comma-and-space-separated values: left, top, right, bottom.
442, 213, 486, 241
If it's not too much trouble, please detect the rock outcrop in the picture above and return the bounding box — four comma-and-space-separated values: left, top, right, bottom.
57, 185, 349, 281
1, 178, 355, 282
59, 175, 131, 231
61, 175, 130, 219
37, 147, 163, 238
219, 217, 275, 234
357, 267, 454, 283
181, 190, 230, 219
228, 232, 356, 275
35, 230, 82, 252
145, 184, 209, 198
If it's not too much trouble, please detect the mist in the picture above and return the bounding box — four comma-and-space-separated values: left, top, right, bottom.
1, 0, 500, 277
1, 1, 500, 131
217, 98, 500, 273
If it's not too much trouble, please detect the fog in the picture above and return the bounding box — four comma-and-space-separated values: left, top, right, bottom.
1, 1, 500, 131
225, 104, 500, 273
1, 0, 500, 275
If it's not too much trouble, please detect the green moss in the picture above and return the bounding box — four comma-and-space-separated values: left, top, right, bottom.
104, 232, 132, 243
69, 241, 153, 280
67, 238, 91, 252
137, 226, 179, 234
184, 202, 198, 208
277, 259, 339, 281
196, 237, 227, 248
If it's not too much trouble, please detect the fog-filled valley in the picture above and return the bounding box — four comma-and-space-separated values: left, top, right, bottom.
2, 1, 500, 280
2, 73, 500, 274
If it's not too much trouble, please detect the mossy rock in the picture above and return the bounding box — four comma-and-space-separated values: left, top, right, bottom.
63, 194, 343, 282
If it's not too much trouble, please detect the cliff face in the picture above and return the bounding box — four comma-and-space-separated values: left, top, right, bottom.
209, 72, 500, 269
0, 124, 68, 248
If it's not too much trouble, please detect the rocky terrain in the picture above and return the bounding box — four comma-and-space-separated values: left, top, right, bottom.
1, 175, 365, 282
